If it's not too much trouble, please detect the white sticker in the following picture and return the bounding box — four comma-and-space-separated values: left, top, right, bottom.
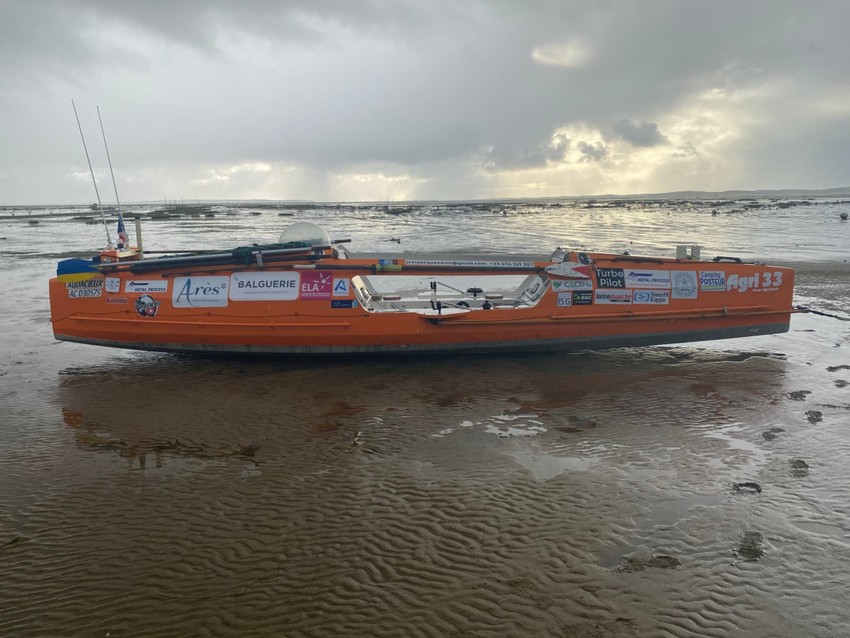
126, 280, 169, 293
552, 279, 593, 291
557, 292, 572, 307
333, 278, 350, 297
633, 290, 670, 305
172, 276, 229, 307
671, 271, 698, 299
699, 270, 726, 292
624, 269, 671, 289
229, 272, 300, 301
594, 290, 632, 304
105, 277, 120, 293
67, 279, 103, 298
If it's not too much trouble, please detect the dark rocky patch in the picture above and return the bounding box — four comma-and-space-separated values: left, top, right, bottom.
835, 380, 848, 388
762, 427, 785, 441
827, 365, 850, 372
788, 390, 812, 401
733, 482, 762, 494
568, 414, 597, 429
555, 414, 598, 433
735, 532, 765, 561
790, 459, 810, 478
806, 410, 823, 424
616, 554, 680, 573
1, 536, 28, 550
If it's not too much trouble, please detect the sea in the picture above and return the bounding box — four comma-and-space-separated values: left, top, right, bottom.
1, 198, 849, 637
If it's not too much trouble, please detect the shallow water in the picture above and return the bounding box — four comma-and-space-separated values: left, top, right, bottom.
1, 200, 849, 637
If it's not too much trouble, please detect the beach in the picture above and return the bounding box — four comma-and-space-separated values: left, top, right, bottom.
1, 200, 849, 637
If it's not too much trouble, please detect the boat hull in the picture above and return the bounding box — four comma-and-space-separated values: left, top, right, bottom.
49, 251, 795, 356
53, 322, 789, 355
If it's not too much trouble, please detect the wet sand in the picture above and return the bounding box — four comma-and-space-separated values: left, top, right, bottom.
1, 203, 849, 636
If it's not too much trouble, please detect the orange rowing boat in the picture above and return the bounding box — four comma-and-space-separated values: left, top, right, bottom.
49, 222, 795, 355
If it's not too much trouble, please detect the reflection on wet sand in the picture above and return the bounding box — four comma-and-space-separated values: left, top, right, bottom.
55, 348, 790, 472
7, 347, 830, 636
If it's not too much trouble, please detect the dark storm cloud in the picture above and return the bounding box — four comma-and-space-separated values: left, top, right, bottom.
577, 141, 607, 163
480, 133, 570, 172
610, 119, 667, 148
0, 0, 464, 66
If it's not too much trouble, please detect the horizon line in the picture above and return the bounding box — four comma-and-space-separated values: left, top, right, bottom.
5, 185, 850, 208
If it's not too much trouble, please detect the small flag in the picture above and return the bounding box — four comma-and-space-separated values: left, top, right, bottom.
117, 213, 129, 246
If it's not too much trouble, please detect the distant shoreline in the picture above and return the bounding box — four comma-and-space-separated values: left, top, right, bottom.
4, 191, 850, 213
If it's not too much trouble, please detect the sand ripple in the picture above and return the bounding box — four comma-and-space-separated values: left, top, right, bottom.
0, 340, 844, 637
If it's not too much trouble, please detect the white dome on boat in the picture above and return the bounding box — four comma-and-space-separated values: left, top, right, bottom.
279, 222, 330, 246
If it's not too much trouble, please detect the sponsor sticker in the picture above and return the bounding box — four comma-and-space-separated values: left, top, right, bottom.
66, 279, 103, 298
573, 291, 593, 305
300, 271, 333, 300
595, 268, 626, 288
106, 297, 128, 304
172, 276, 229, 308
135, 294, 160, 317
699, 270, 726, 292
624, 270, 671, 289
726, 271, 784, 293
594, 290, 632, 304
552, 279, 594, 291
671, 271, 698, 299
557, 292, 572, 307
105, 277, 120, 294
229, 272, 299, 301
331, 299, 358, 309
633, 290, 670, 305
126, 280, 168, 293
333, 278, 350, 297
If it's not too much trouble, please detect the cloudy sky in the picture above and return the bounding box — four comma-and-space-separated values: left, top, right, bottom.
2, 0, 849, 204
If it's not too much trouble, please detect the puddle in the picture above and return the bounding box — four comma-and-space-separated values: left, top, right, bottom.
509, 449, 599, 480
631, 493, 724, 530
434, 412, 549, 439
790, 520, 849, 539
598, 493, 723, 567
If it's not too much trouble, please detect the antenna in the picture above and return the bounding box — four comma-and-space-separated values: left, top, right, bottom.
72, 99, 112, 246
97, 107, 121, 214
97, 106, 129, 247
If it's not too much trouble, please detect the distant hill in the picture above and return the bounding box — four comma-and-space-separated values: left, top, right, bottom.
584, 187, 850, 200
